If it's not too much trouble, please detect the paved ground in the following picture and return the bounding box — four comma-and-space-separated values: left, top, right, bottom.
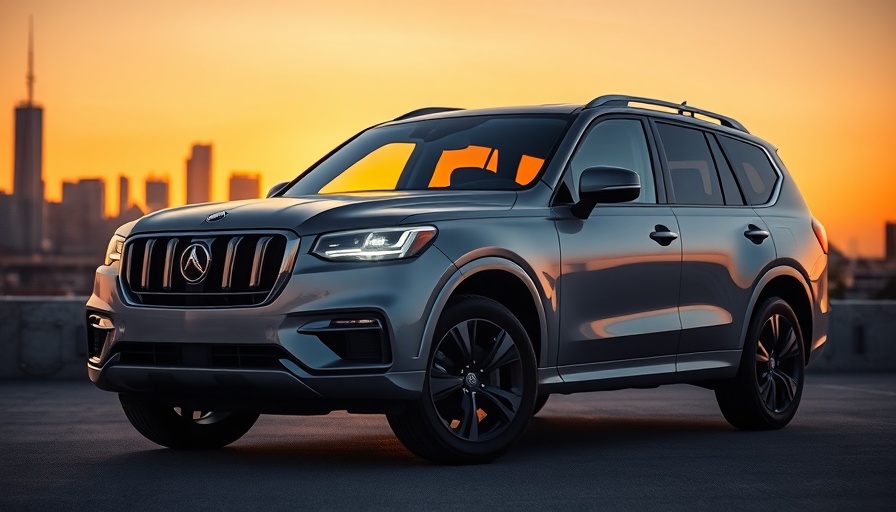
1, 374, 894, 511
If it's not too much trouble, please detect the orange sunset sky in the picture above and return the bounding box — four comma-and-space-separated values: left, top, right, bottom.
1, 0, 894, 257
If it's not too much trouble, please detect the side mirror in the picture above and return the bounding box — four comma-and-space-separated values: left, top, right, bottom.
266, 182, 289, 198
570, 166, 641, 219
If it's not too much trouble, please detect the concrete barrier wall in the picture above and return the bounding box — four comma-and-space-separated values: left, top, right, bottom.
810, 300, 896, 373
0, 297, 90, 380
0, 298, 894, 380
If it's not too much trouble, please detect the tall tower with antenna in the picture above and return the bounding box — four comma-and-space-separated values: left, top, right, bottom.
13, 16, 45, 254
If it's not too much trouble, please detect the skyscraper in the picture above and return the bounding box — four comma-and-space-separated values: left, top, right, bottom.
145, 177, 169, 212
229, 172, 261, 200
0, 192, 15, 252
119, 175, 129, 217
186, 144, 212, 204
57, 179, 105, 254
12, 19, 44, 254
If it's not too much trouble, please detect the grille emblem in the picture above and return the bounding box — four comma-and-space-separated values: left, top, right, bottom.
180, 243, 211, 284
206, 210, 227, 222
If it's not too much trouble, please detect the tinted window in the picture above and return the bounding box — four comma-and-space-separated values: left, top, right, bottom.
320, 143, 414, 194
569, 119, 656, 203
657, 123, 724, 206
706, 135, 745, 206
283, 115, 570, 195
718, 135, 779, 205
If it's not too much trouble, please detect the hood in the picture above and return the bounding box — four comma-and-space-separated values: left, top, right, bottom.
130, 190, 517, 236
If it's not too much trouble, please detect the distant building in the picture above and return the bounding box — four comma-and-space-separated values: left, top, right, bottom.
12, 22, 44, 254
63, 179, 104, 223
828, 223, 896, 300
55, 179, 106, 255
886, 222, 896, 263
186, 144, 212, 204
117, 204, 145, 224
145, 177, 169, 212
119, 175, 130, 217
0, 191, 15, 252
229, 172, 261, 201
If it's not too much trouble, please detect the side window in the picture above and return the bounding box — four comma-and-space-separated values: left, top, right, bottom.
706, 135, 745, 206
569, 119, 656, 203
656, 123, 724, 206
717, 135, 780, 205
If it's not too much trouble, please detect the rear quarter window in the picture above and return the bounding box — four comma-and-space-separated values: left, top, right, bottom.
718, 136, 780, 205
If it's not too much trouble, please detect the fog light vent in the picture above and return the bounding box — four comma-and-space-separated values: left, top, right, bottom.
86, 314, 114, 361
300, 317, 390, 364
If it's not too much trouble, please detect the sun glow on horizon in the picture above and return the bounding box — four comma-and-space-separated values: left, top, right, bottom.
0, 0, 894, 257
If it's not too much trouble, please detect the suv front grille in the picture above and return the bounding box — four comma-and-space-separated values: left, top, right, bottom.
122, 232, 297, 307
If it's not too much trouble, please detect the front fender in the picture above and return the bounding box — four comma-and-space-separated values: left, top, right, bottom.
416, 257, 551, 369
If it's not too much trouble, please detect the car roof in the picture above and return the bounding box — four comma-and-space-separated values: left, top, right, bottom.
383, 97, 773, 149
383, 104, 583, 125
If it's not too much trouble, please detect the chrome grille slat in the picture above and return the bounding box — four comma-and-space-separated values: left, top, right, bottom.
162, 239, 178, 290
141, 239, 155, 290
121, 232, 295, 307
249, 236, 273, 289
221, 236, 242, 291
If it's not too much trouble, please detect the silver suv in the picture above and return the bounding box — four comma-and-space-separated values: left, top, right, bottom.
86, 95, 829, 464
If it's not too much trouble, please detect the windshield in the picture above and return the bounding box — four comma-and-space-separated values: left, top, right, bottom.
282, 115, 571, 195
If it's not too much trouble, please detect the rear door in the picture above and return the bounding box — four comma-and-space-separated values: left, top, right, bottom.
653, 122, 776, 371
556, 117, 682, 381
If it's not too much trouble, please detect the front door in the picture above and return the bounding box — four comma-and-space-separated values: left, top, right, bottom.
555, 117, 682, 382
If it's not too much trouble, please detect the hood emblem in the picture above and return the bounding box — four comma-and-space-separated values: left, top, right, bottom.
180, 243, 211, 284
206, 210, 227, 222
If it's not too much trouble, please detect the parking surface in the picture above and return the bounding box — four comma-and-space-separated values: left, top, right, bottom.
1, 374, 894, 511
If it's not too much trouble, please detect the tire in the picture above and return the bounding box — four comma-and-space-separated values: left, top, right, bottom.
715, 297, 805, 430
388, 295, 538, 464
532, 394, 550, 416
119, 394, 259, 449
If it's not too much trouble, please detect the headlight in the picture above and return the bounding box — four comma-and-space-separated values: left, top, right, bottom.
105, 234, 125, 266
312, 226, 437, 261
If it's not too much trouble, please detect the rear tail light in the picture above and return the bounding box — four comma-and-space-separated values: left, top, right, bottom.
812, 218, 828, 254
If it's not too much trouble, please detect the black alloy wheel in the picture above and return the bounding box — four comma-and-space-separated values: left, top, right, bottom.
715, 297, 805, 430
429, 317, 525, 442
388, 295, 537, 464
755, 312, 802, 414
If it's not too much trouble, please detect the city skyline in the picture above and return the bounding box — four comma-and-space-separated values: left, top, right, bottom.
1, 1, 895, 257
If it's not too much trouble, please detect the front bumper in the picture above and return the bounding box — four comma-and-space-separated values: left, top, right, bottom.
86, 236, 457, 411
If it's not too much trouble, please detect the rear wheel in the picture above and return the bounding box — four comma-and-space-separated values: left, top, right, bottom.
715, 297, 805, 430
388, 295, 537, 464
119, 394, 259, 449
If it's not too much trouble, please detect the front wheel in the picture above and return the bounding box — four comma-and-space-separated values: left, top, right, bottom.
388, 295, 538, 464
715, 297, 805, 430
119, 394, 259, 449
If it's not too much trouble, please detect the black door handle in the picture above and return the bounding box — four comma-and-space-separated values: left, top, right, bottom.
744, 224, 770, 244
650, 225, 679, 246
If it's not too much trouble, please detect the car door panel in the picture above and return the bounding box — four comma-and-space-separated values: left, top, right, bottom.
556, 206, 682, 368
672, 208, 776, 355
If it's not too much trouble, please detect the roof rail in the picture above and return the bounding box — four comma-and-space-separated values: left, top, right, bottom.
584, 95, 749, 133
393, 107, 464, 121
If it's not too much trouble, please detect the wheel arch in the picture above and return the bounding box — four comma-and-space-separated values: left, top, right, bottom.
417, 257, 549, 367
741, 265, 814, 364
